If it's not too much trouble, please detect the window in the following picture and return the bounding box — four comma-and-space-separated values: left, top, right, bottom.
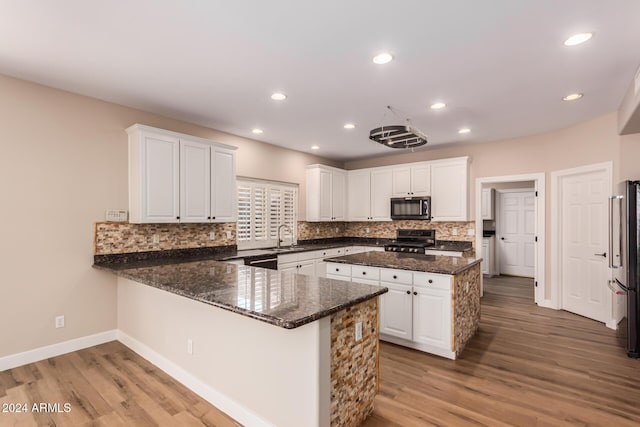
237, 178, 298, 250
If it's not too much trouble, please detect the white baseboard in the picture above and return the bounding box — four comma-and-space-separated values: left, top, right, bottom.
536, 299, 557, 309
116, 330, 273, 427
0, 329, 117, 372
606, 319, 618, 330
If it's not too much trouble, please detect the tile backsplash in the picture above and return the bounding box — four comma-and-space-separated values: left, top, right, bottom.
94, 222, 236, 255
299, 220, 475, 244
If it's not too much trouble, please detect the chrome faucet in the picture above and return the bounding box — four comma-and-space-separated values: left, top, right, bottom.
277, 224, 294, 249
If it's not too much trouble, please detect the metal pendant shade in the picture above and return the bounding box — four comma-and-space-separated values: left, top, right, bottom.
369, 106, 428, 149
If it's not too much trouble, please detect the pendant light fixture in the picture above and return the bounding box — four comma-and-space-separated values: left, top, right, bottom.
369, 106, 428, 149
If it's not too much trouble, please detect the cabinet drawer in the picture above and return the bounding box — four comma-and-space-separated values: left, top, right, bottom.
352, 265, 380, 280
278, 253, 298, 264
326, 263, 351, 277
318, 247, 344, 258
380, 268, 413, 285
297, 250, 319, 262
413, 272, 452, 290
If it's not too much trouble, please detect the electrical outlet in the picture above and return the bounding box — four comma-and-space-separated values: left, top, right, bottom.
55, 315, 65, 329
467, 229, 475, 236
335, 227, 339, 233
452, 228, 458, 236
209, 231, 215, 240
226, 231, 232, 239
365, 227, 370, 233
355, 321, 362, 341
152, 234, 160, 244
187, 338, 193, 355
316, 228, 320, 234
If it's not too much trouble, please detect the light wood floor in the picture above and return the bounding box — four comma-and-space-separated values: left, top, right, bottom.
2, 276, 639, 426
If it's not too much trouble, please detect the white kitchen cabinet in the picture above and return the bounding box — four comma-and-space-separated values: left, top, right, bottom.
482, 236, 495, 276
412, 286, 451, 349
348, 168, 393, 221
379, 271, 414, 339
306, 165, 346, 221
430, 157, 469, 221
481, 188, 495, 220
128, 124, 237, 224
128, 128, 180, 223
391, 164, 431, 197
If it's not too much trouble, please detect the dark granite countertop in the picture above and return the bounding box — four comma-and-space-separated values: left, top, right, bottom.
325, 251, 481, 275
94, 259, 387, 329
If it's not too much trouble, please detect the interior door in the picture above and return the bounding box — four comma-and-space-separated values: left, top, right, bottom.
560, 169, 610, 323
498, 191, 535, 277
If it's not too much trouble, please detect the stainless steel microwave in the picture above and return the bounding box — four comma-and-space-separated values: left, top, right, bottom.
390, 197, 431, 220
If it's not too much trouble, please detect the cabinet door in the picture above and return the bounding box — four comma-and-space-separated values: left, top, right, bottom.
412, 287, 452, 350
391, 167, 412, 196
211, 147, 236, 222
180, 139, 211, 223
297, 260, 315, 276
315, 260, 327, 278
331, 170, 346, 220
140, 132, 180, 223
430, 160, 468, 221
481, 240, 490, 275
380, 282, 413, 339
319, 169, 333, 221
481, 188, 495, 220
347, 170, 371, 221
411, 165, 431, 197
371, 168, 393, 220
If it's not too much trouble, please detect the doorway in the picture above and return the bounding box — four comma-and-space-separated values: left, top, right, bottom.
475, 173, 545, 306
551, 162, 614, 327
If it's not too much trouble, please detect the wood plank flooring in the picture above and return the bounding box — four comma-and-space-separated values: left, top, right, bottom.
1, 276, 639, 426
363, 276, 640, 427
0, 341, 240, 426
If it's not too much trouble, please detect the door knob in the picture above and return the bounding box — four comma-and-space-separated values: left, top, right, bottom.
594, 252, 607, 257
500, 237, 505, 240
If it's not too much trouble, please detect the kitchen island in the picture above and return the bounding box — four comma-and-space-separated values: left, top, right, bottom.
326, 251, 481, 359
95, 259, 386, 427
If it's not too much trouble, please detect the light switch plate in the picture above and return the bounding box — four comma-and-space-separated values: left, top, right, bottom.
355, 321, 362, 341
105, 210, 128, 222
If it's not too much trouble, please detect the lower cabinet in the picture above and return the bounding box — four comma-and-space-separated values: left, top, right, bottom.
326, 262, 455, 359
481, 236, 495, 276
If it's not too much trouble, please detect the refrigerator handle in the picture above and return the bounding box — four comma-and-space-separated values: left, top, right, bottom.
609, 195, 624, 269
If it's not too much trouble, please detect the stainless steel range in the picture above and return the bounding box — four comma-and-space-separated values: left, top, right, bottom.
384, 229, 436, 254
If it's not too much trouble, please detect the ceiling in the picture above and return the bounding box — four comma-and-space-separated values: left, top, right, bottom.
1, 1, 639, 161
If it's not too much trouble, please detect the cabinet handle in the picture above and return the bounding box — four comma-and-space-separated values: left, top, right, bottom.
207, 216, 211, 220
393, 275, 397, 279
336, 268, 339, 272
212, 216, 216, 220
362, 271, 366, 275
406, 290, 411, 295
413, 291, 418, 295
323, 252, 326, 255
428, 279, 433, 284
176, 216, 180, 220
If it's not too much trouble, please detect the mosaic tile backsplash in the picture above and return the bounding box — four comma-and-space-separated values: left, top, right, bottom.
94, 222, 236, 255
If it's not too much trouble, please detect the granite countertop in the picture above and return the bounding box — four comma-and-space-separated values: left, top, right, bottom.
325, 251, 482, 275
94, 260, 387, 329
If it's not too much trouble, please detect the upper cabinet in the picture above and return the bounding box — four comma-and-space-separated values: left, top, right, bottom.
481, 188, 495, 220
391, 164, 431, 197
347, 168, 393, 221
306, 165, 346, 221
128, 124, 237, 224
430, 157, 469, 222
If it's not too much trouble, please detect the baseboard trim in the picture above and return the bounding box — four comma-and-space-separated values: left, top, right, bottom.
537, 299, 557, 309
116, 330, 273, 427
606, 319, 618, 330
0, 329, 117, 372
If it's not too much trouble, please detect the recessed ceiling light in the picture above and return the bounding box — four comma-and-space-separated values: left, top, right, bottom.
562, 93, 583, 101
252, 128, 263, 134
430, 102, 446, 110
271, 92, 287, 101
564, 33, 593, 46
458, 128, 471, 134
372, 53, 393, 65
344, 123, 356, 129
311, 145, 320, 150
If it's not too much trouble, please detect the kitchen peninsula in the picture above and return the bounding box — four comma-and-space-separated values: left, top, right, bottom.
95, 258, 386, 427
327, 251, 481, 359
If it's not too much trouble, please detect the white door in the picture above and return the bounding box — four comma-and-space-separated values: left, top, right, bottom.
180, 140, 211, 223
331, 170, 346, 220
498, 191, 535, 277
211, 147, 236, 222
412, 287, 451, 349
347, 170, 371, 221
371, 168, 393, 220
560, 169, 610, 323
379, 283, 413, 339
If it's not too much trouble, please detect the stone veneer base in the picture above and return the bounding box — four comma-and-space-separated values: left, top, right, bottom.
330, 298, 379, 427
453, 263, 481, 354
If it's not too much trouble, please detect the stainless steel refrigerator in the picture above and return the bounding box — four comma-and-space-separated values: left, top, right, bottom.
610, 180, 640, 358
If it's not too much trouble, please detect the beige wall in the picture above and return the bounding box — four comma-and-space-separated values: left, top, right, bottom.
0, 74, 339, 358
